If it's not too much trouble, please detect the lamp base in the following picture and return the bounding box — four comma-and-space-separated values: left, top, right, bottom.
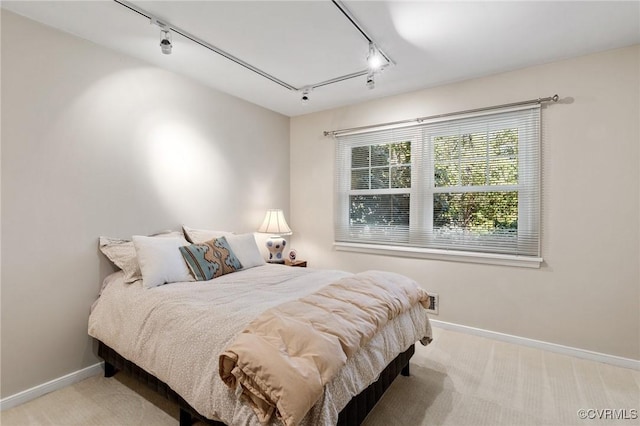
265, 236, 287, 264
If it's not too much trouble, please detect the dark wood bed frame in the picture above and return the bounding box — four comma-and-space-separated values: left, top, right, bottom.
98, 340, 414, 426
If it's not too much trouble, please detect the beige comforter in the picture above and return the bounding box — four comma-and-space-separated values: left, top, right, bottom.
88, 265, 432, 425
219, 271, 430, 426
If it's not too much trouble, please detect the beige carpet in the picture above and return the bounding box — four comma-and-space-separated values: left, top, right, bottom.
2, 327, 639, 426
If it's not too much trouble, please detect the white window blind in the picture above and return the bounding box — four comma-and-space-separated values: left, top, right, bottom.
335, 106, 541, 259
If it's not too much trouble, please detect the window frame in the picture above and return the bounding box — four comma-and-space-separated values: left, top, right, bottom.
334, 106, 542, 268
339, 138, 417, 245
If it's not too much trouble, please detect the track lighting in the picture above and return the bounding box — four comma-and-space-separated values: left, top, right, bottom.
160, 30, 172, 55
301, 87, 311, 104
366, 73, 375, 90
151, 17, 172, 55
366, 42, 386, 89
118, 1, 395, 96
367, 42, 384, 71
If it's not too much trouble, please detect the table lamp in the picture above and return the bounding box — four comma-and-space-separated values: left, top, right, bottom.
257, 209, 292, 264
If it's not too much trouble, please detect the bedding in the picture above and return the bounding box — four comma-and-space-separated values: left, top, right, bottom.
220, 271, 430, 426
224, 233, 266, 269
99, 230, 184, 284
181, 226, 265, 270
133, 235, 193, 288
180, 236, 243, 280
182, 225, 234, 244
88, 265, 432, 425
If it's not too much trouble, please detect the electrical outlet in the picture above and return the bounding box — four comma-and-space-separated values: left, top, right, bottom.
426, 293, 438, 315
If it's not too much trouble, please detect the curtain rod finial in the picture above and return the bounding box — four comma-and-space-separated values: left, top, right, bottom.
552, 94, 559, 102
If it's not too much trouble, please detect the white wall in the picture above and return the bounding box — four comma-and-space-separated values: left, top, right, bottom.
291, 45, 640, 360
1, 11, 290, 398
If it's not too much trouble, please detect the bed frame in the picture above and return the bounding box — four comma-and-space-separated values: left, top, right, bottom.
98, 340, 414, 426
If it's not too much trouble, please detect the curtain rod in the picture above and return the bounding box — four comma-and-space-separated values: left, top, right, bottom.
323, 94, 559, 137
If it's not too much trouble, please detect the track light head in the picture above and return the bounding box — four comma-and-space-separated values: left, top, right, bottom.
367, 42, 384, 71
151, 17, 172, 55
160, 30, 172, 55
301, 87, 311, 104
366, 73, 375, 90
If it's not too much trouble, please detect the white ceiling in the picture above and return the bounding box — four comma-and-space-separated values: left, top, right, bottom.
3, 1, 639, 117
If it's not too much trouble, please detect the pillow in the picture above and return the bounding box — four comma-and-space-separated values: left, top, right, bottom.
99, 231, 183, 284
179, 236, 242, 281
225, 233, 265, 269
182, 225, 234, 244
132, 235, 194, 288
99, 237, 136, 280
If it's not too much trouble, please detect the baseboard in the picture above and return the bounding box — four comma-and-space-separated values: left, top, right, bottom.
430, 319, 640, 371
0, 362, 104, 411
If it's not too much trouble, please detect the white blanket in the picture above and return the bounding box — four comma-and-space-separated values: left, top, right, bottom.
88, 265, 432, 425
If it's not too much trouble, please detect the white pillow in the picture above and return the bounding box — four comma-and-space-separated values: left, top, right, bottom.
99, 231, 184, 284
226, 233, 266, 269
182, 225, 234, 244
132, 236, 194, 288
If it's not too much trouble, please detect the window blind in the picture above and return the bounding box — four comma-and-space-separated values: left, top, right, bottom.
335, 105, 541, 258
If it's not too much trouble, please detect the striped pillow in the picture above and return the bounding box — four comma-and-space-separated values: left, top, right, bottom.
179, 236, 242, 281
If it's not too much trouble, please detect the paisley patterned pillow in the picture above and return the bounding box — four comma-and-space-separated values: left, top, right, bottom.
179, 236, 242, 281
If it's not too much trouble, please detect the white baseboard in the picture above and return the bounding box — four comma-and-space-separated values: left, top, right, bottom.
430, 319, 640, 371
0, 362, 104, 411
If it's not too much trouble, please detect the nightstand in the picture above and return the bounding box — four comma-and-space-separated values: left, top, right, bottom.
284, 259, 307, 267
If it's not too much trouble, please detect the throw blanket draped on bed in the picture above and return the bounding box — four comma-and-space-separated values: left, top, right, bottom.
219, 270, 430, 426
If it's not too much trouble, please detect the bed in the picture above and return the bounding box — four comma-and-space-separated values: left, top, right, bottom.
90, 232, 432, 426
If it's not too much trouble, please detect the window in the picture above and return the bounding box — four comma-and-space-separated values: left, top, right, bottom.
335, 106, 541, 266
348, 141, 412, 243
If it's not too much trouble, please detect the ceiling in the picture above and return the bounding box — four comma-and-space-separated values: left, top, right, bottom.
3, 1, 639, 117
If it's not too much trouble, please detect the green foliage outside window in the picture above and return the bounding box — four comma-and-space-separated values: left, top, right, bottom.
348, 129, 520, 236
434, 129, 519, 233
350, 142, 411, 229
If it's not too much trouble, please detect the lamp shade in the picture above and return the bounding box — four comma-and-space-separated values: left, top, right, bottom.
257, 209, 292, 235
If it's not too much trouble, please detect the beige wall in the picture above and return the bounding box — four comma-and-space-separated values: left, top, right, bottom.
0, 11, 290, 397
291, 45, 640, 360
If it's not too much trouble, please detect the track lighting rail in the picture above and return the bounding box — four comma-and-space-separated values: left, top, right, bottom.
113, 0, 392, 98
114, 0, 295, 90
331, 0, 394, 66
